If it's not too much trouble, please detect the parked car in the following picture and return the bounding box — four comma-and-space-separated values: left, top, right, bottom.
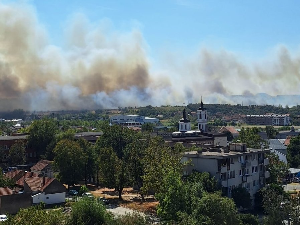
0, 215, 7, 222
68, 189, 78, 196
82, 192, 93, 198
98, 197, 109, 205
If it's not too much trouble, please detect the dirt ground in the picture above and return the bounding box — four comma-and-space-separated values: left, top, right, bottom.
91, 187, 158, 214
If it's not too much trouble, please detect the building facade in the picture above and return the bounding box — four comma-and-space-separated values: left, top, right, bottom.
110, 114, 159, 126
246, 114, 291, 126
182, 143, 270, 198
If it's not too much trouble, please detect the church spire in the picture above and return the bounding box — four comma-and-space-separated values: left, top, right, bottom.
198, 96, 205, 110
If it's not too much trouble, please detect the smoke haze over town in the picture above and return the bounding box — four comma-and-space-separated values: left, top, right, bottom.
1, 1, 300, 111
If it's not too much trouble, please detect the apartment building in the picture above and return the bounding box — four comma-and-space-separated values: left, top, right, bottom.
109, 114, 159, 126
246, 114, 290, 126
182, 143, 270, 198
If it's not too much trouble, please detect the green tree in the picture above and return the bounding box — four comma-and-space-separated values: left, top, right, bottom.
141, 136, 183, 195
231, 187, 251, 209
8, 140, 26, 165
239, 214, 259, 225
3, 204, 66, 225
287, 135, 300, 168
28, 119, 58, 159
267, 152, 289, 184
262, 183, 290, 225
68, 198, 113, 225
187, 171, 220, 193
96, 125, 138, 200
141, 123, 155, 132
77, 138, 97, 185
0, 168, 14, 188
234, 127, 264, 148
191, 193, 241, 225
53, 139, 85, 188
266, 126, 278, 139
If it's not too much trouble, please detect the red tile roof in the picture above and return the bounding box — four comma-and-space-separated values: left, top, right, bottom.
25, 177, 55, 192
16, 172, 39, 187
30, 160, 52, 172
4, 170, 23, 180
0, 187, 13, 196
284, 136, 291, 146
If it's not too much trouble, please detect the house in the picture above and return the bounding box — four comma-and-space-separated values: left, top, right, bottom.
219, 126, 239, 139
182, 143, 270, 198
24, 177, 66, 205
0, 187, 32, 214
269, 139, 287, 164
74, 132, 103, 144
30, 160, 54, 178
0, 135, 37, 164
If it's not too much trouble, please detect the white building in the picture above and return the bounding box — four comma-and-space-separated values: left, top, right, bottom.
197, 98, 208, 131
110, 114, 159, 125
182, 143, 270, 198
171, 99, 227, 147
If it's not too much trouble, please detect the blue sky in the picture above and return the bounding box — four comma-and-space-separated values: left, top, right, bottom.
20, 0, 300, 58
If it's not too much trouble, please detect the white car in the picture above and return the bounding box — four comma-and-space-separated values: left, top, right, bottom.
82, 192, 94, 198
0, 214, 7, 222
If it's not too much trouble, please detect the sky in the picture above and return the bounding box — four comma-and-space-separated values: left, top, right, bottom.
1, 0, 300, 110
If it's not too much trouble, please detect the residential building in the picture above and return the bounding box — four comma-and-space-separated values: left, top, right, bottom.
24, 177, 66, 205
0, 135, 37, 164
110, 114, 159, 126
0, 187, 32, 214
182, 143, 270, 198
246, 114, 291, 126
269, 139, 287, 164
30, 160, 54, 178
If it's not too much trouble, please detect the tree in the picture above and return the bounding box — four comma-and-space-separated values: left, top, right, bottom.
0, 168, 14, 188
234, 127, 264, 148
231, 187, 251, 209
77, 138, 97, 185
28, 119, 58, 159
3, 204, 66, 225
8, 140, 26, 165
262, 183, 290, 225
141, 136, 183, 195
191, 193, 241, 225
141, 123, 154, 132
287, 135, 300, 168
239, 214, 259, 225
267, 152, 289, 184
187, 171, 220, 193
53, 139, 85, 187
266, 126, 278, 139
68, 198, 113, 225
96, 125, 138, 200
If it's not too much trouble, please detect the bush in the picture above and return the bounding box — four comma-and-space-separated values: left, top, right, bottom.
68, 198, 113, 225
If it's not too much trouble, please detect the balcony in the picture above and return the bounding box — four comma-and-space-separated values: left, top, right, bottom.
241, 161, 246, 168
258, 158, 264, 164
265, 171, 270, 178
246, 160, 251, 167
242, 176, 247, 183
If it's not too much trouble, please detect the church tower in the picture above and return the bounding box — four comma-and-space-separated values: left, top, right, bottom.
197, 97, 207, 132
179, 108, 191, 132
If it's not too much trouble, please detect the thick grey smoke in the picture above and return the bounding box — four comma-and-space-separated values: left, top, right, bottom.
1, 2, 300, 111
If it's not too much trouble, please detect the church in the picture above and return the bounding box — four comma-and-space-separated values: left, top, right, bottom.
171, 98, 227, 147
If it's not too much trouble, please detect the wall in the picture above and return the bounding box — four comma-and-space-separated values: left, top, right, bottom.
0, 193, 32, 214
214, 136, 227, 147
32, 192, 65, 205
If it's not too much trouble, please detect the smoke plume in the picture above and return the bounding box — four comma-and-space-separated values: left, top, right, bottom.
1, 2, 300, 111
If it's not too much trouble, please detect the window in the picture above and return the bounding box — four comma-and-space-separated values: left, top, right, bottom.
46, 197, 49, 199
4, 145, 7, 150
230, 158, 234, 164
253, 180, 256, 187
252, 166, 255, 173
29, 153, 32, 158
255, 166, 258, 172
239, 170, 242, 176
